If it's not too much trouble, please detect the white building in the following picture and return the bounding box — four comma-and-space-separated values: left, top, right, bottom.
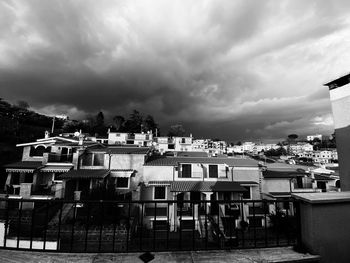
306, 134, 323, 141
108, 132, 153, 146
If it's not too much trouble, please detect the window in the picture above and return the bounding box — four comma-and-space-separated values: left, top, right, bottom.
181, 164, 191, 178
82, 153, 104, 166
29, 145, 50, 157
154, 186, 166, 200
248, 216, 263, 227
168, 144, 175, 149
116, 178, 129, 188
93, 153, 104, 166
242, 186, 251, 199
24, 173, 33, 183
82, 153, 93, 166
181, 138, 186, 143
145, 207, 167, 216
209, 165, 218, 178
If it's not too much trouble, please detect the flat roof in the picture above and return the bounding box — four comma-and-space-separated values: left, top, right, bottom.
292, 192, 350, 204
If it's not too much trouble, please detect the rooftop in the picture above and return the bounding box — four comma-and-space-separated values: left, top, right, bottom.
324, 72, 350, 89
144, 156, 258, 167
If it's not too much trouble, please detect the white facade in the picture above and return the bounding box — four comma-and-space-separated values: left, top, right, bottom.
108, 132, 153, 146
306, 134, 323, 141
173, 136, 193, 151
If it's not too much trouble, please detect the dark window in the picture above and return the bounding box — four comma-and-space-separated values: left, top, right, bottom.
29, 145, 47, 157
93, 153, 104, 166
116, 177, 129, 188
53, 172, 63, 181
242, 186, 251, 199
296, 177, 303, 188
82, 153, 93, 166
152, 220, 168, 230
209, 165, 218, 178
317, 181, 327, 192
181, 138, 186, 143
181, 164, 191, 178
248, 216, 263, 227
168, 144, 175, 149
12, 173, 20, 185
24, 173, 33, 183
154, 186, 166, 200
145, 207, 167, 216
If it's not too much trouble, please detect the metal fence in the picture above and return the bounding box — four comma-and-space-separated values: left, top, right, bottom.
0, 198, 300, 253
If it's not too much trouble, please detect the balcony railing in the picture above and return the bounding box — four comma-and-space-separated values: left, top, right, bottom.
0, 199, 300, 253
47, 153, 73, 163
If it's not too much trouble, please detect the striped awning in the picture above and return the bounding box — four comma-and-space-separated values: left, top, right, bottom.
170, 181, 247, 192
4, 161, 43, 173
110, 170, 135, 178
148, 181, 172, 186
40, 165, 73, 173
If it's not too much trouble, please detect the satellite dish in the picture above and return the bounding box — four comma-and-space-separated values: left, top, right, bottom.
74, 131, 80, 137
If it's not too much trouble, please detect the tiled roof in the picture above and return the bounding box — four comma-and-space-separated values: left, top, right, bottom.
4, 161, 43, 170
170, 181, 247, 192
145, 156, 258, 167
172, 151, 208, 157
58, 169, 110, 179
107, 147, 150, 154
86, 146, 150, 155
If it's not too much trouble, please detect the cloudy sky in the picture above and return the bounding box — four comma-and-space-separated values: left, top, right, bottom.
1, 0, 350, 141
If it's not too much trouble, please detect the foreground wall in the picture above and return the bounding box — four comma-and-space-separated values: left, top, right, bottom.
293, 192, 350, 263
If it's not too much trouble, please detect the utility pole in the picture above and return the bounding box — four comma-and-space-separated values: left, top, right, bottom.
51, 116, 55, 134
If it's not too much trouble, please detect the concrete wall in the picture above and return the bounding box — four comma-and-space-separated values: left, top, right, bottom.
293, 192, 350, 263
232, 167, 260, 182
262, 178, 291, 194
21, 146, 44, 162
143, 166, 175, 182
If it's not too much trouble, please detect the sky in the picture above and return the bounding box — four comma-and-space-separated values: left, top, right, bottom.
1, 0, 350, 142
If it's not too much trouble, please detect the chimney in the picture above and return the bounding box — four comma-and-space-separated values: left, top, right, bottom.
324, 73, 350, 191
79, 134, 84, 146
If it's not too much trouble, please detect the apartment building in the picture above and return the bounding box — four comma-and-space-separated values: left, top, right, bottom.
140, 155, 262, 230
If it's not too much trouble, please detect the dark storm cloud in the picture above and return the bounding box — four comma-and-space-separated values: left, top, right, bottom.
1, 0, 350, 140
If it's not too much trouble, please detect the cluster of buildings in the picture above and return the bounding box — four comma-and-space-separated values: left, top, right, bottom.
227, 140, 338, 165
2, 130, 340, 232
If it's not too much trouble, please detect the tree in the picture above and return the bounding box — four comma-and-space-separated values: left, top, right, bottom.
143, 115, 158, 133
168, 124, 185, 137
92, 111, 106, 136
287, 134, 298, 143
112, 115, 125, 131
16, 100, 30, 110
124, 110, 143, 133
265, 147, 287, 157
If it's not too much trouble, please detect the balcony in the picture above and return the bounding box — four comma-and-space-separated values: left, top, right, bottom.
47, 153, 73, 163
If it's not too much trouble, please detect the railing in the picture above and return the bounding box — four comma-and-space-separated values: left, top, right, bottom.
47, 153, 73, 163
0, 199, 300, 253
